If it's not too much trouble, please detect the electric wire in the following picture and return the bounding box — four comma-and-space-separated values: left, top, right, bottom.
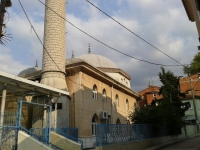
86, 0, 185, 66
38, 0, 186, 67
18, 0, 81, 86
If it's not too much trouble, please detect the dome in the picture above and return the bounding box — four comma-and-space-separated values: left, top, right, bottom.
77, 53, 118, 68
18, 66, 41, 77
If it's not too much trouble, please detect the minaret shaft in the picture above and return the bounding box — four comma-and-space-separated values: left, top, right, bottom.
41, 0, 67, 90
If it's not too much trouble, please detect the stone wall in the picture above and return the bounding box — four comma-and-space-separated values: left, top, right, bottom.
50, 132, 81, 150
66, 71, 137, 137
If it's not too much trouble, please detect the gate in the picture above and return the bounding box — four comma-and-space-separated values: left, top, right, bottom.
17, 100, 52, 144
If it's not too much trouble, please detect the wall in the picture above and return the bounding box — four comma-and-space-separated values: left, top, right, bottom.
66, 71, 137, 136
50, 132, 81, 150
51, 95, 70, 128
18, 131, 52, 150
105, 72, 130, 88
66, 70, 138, 149
95, 136, 178, 150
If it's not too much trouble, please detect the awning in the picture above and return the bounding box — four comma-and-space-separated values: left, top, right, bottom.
0, 71, 69, 97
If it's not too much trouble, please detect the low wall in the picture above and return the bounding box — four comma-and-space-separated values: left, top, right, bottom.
96, 136, 178, 150
17, 131, 52, 150
79, 136, 96, 149
50, 132, 81, 150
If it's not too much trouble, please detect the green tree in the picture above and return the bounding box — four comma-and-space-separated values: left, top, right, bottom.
183, 53, 200, 75
129, 67, 188, 136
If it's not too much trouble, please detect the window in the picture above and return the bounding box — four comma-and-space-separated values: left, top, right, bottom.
92, 116, 97, 135
102, 89, 106, 103
115, 95, 119, 107
126, 99, 129, 110
134, 102, 137, 108
92, 85, 97, 100
153, 93, 157, 97
52, 103, 62, 110
116, 118, 121, 124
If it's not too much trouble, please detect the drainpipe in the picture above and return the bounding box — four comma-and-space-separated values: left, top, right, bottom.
0, 83, 7, 145
54, 96, 60, 129
189, 77, 199, 133
111, 84, 113, 124
0, 83, 7, 126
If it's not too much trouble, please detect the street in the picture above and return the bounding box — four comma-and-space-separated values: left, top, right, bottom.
161, 136, 200, 150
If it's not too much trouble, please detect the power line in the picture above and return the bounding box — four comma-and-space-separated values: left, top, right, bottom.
38, 0, 186, 67
86, 0, 185, 66
18, 0, 81, 86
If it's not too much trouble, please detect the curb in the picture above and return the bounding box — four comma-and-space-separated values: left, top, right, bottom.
145, 134, 200, 150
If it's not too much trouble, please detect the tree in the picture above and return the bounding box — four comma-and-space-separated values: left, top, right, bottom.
129, 67, 188, 136
183, 53, 200, 76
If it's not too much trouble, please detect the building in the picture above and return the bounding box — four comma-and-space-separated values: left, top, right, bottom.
179, 74, 200, 136
182, 0, 200, 42
138, 85, 162, 107
18, 49, 140, 148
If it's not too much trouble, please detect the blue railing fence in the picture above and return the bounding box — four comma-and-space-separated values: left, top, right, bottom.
57, 128, 78, 139
96, 124, 166, 146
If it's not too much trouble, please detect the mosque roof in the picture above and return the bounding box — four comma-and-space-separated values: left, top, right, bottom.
18, 66, 41, 77
77, 53, 118, 69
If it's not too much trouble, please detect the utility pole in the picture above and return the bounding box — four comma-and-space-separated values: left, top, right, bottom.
189, 77, 199, 133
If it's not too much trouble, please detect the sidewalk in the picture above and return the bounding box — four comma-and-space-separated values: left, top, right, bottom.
145, 134, 200, 150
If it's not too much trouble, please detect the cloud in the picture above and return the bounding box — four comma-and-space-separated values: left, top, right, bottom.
0, 47, 29, 75
1, 0, 199, 93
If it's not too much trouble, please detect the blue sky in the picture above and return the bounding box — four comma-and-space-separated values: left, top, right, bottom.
0, 0, 199, 92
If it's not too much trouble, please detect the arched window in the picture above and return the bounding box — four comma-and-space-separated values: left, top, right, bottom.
116, 118, 121, 124
134, 102, 137, 108
126, 99, 129, 110
92, 85, 97, 100
102, 89, 106, 103
115, 95, 119, 107
92, 115, 97, 135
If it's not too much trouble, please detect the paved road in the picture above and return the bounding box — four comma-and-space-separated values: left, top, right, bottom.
161, 136, 200, 150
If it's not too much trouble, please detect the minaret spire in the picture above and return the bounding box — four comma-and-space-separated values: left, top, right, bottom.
35, 60, 38, 67
72, 50, 74, 58
88, 44, 91, 54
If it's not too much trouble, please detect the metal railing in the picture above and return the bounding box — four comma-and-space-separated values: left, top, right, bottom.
0, 112, 17, 126
96, 124, 166, 146
57, 128, 78, 139
51, 128, 83, 150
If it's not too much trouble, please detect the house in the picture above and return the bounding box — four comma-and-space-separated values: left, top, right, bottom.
138, 85, 162, 107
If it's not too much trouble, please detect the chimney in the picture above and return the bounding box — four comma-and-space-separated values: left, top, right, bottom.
40, 0, 68, 91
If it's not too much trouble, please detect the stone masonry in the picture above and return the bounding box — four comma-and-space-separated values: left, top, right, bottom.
41, 0, 68, 90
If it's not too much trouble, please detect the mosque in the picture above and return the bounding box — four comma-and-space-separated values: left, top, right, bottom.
18, 47, 140, 147
13, 0, 140, 148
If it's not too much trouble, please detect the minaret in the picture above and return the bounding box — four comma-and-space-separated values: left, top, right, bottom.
41, 0, 68, 91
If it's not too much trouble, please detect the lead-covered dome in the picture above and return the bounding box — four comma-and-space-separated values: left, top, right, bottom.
77, 53, 118, 68
18, 66, 41, 77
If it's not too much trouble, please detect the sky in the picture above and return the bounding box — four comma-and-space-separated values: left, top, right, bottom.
0, 0, 199, 92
